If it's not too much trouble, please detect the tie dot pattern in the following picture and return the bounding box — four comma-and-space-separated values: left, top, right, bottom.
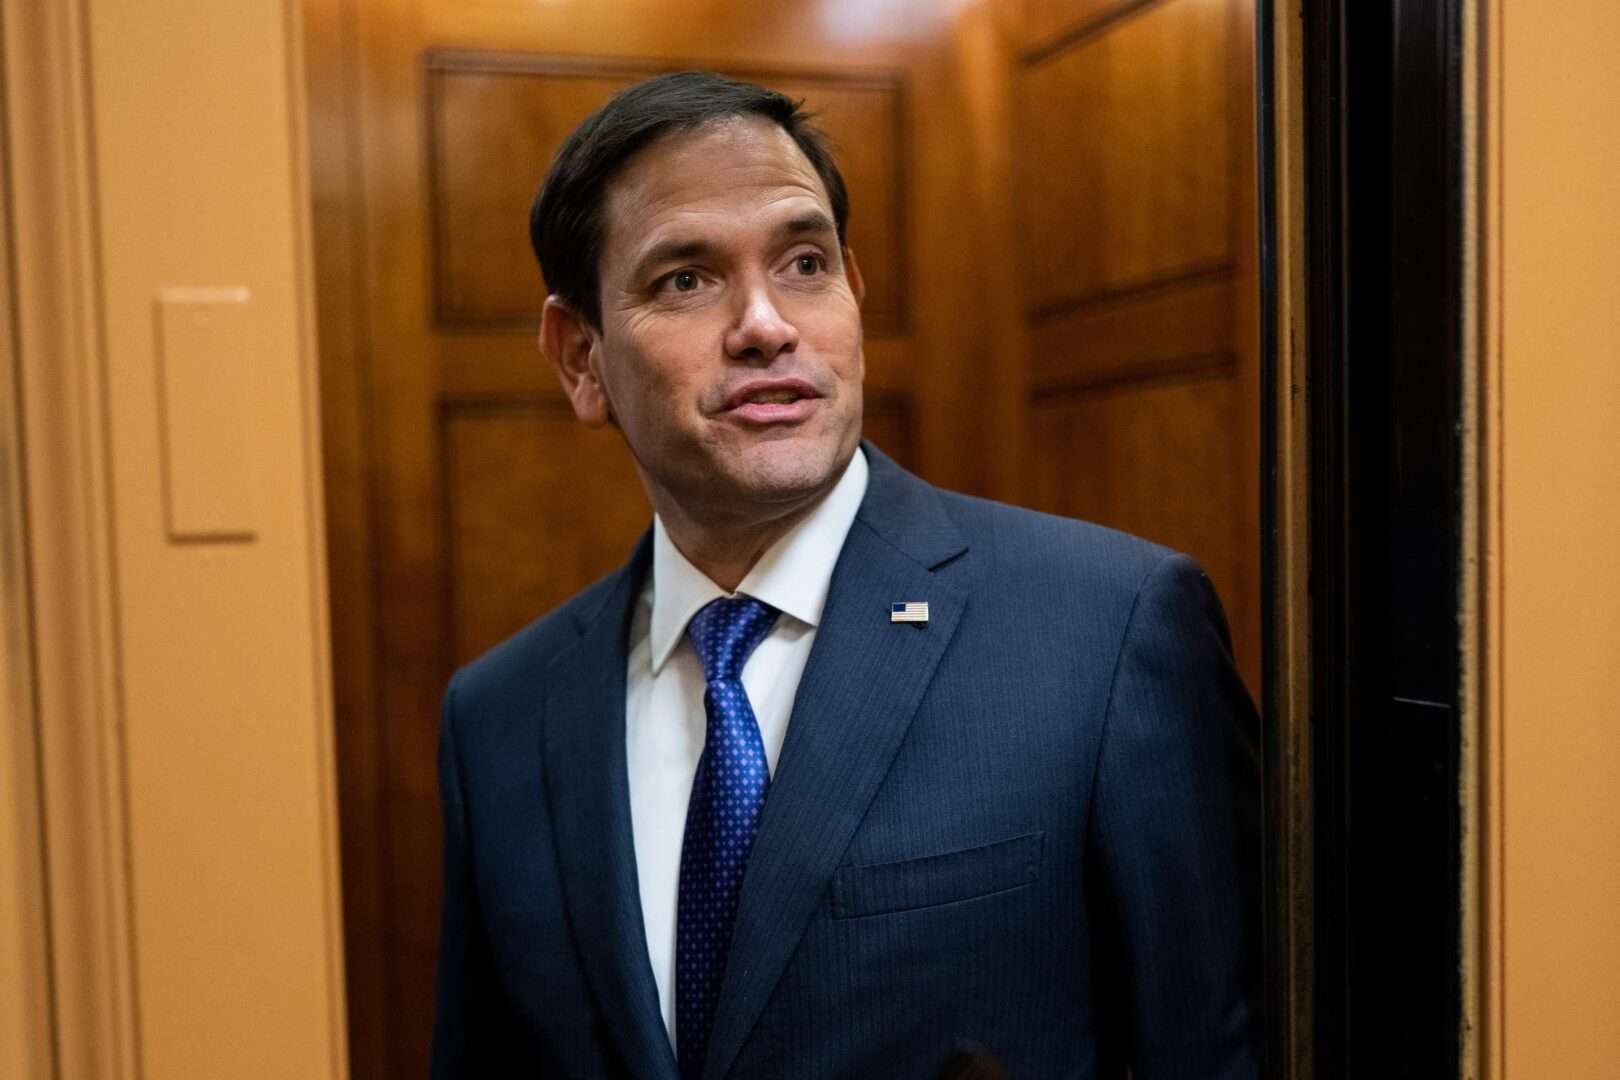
675, 596, 779, 1080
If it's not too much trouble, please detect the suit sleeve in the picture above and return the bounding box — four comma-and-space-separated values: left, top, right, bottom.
1088, 553, 1262, 1079
432, 672, 502, 1078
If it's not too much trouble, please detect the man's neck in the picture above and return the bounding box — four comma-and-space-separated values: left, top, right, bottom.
653, 496, 822, 593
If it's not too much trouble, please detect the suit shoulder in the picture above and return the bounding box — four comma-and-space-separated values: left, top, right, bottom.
935, 488, 1177, 589
928, 487, 1234, 669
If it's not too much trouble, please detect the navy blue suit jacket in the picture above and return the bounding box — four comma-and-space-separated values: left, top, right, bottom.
433, 443, 1261, 1079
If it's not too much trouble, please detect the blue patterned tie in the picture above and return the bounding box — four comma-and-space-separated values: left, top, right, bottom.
675, 596, 779, 1080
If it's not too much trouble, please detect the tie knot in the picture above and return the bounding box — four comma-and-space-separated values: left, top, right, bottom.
686, 596, 779, 684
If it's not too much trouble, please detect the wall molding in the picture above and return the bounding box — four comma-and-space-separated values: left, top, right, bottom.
1019, 0, 1176, 67
1026, 259, 1233, 325
1, 0, 142, 1075
0, 17, 56, 1077
1028, 349, 1234, 399
281, 0, 353, 1072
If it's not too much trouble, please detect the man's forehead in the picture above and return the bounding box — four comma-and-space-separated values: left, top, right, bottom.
601, 117, 832, 247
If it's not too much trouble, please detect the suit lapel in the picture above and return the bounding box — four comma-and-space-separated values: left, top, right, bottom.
702, 447, 970, 1080
543, 533, 680, 1080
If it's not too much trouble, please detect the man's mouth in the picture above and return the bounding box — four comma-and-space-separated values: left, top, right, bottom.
742, 388, 805, 405
722, 379, 822, 423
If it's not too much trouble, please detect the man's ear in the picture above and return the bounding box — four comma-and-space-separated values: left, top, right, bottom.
843, 246, 866, 307
541, 295, 612, 427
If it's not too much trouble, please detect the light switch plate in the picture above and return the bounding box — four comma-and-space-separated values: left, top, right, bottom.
154, 287, 260, 542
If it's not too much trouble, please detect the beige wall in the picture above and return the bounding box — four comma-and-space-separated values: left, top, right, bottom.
1488, 0, 1620, 1077
1, 0, 346, 1077
8, 1, 1618, 1077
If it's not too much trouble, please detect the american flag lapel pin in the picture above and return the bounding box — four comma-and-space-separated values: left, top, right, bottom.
890, 601, 929, 625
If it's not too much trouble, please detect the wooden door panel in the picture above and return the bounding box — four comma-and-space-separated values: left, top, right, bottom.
429, 65, 632, 323
444, 402, 650, 663
861, 391, 914, 467
1016, 0, 1230, 311
1009, 0, 1257, 689
1029, 373, 1242, 629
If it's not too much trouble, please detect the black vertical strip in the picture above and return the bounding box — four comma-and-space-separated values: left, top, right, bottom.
1305, 0, 1466, 1075
1342, 0, 1465, 1075
1302, 0, 1352, 1072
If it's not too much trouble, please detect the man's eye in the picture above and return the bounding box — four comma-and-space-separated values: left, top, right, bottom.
670, 270, 700, 292
793, 254, 823, 275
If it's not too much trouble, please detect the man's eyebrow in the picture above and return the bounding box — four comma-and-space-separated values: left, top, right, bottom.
780, 212, 838, 238
631, 238, 713, 280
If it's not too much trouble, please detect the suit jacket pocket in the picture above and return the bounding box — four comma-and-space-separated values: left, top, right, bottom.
830, 832, 1045, 919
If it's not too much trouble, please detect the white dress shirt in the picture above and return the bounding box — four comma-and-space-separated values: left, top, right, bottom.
625, 447, 869, 1044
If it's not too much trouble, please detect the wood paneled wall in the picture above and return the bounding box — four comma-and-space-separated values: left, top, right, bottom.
1006, 0, 1260, 691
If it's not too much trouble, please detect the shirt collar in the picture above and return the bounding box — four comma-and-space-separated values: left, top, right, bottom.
647, 446, 870, 674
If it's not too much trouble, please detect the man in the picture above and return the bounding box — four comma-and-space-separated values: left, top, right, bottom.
433, 72, 1260, 1079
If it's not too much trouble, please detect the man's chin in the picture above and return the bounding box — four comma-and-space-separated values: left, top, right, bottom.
715, 439, 852, 508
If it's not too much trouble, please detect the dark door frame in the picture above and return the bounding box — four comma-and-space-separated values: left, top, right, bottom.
1260, 0, 1470, 1075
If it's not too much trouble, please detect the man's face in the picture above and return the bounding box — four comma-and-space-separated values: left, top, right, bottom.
564, 116, 865, 528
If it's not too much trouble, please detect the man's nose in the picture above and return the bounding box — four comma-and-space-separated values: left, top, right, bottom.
724, 281, 799, 363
